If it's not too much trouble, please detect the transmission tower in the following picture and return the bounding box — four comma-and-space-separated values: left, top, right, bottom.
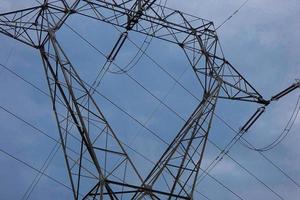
0, 0, 299, 199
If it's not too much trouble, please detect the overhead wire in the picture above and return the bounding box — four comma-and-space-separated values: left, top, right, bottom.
193, 114, 288, 200
107, 32, 152, 74
2, 34, 61, 200
0, 100, 239, 200
0, 147, 73, 195
204, 138, 286, 200
215, 0, 250, 30
0, 62, 85, 199
241, 95, 300, 152
0, 63, 65, 199
108, 0, 168, 74
210, 0, 300, 188
21, 143, 60, 200
214, 112, 300, 188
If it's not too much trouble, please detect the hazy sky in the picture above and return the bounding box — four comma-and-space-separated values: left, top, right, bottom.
0, 0, 299, 199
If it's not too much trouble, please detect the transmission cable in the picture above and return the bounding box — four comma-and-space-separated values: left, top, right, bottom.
21, 143, 60, 200
80, 67, 247, 200
108, 0, 169, 74
215, 0, 250, 30
241, 95, 300, 152
0, 147, 74, 195
107, 29, 152, 74
214, 112, 300, 188
213, 13, 300, 188
2, 45, 61, 199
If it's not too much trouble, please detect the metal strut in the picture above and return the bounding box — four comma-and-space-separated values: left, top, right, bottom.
41, 31, 144, 199
132, 82, 222, 199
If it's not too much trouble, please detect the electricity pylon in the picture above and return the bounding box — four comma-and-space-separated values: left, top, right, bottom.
0, 1, 299, 199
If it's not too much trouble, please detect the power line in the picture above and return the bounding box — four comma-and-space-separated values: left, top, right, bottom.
0, 101, 242, 200
21, 143, 60, 200
0, 60, 214, 199
214, 113, 300, 188
242, 95, 300, 152
216, 0, 250, 30
0, 104, 57, 143
0, 147, 73, 195
62, 18, 200, 104
0, 63, 49, 97
204, 138, 285, 200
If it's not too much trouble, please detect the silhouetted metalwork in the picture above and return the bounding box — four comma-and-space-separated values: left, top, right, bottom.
0, 1, 299, 199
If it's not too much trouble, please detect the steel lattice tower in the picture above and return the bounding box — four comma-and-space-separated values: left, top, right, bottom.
0, 0, 299, 199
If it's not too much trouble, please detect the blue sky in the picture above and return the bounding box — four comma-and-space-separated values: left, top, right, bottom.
0, 0, 299, 199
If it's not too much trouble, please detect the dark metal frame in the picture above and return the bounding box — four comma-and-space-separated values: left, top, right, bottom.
0, 0, 298, 199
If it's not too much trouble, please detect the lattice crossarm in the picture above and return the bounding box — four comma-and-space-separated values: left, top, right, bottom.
185, 33, 268, 105
212, 57, 268, 104
0, 1, 81, 48
74, 0, 212, 43
0, 5, 46, 47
